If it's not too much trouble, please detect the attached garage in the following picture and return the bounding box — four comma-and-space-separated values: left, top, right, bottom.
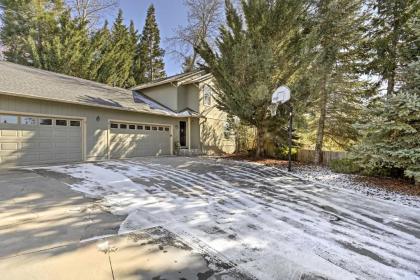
109, 121, 172, 158
0, 114, 83, 167
0, 61, 199, 168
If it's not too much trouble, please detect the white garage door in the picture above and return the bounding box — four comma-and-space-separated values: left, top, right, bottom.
109, 122, 171, 159
0, 114, 83, 167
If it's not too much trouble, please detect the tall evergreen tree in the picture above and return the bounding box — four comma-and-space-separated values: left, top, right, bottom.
43, 10, 91, 77
0, 0, 35, 64
0, 0, 66, 68
362, 0, 419, 96
307, 0, 368, 164
96, 10, 136, 88
198, 0, 313, 157
351, 11, 420, 184
127, 20, 140, 88
137, 4, 165, 83
352, 58, 420, 184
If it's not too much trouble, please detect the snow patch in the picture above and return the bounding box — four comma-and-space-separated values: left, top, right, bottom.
36, 159, 420, 280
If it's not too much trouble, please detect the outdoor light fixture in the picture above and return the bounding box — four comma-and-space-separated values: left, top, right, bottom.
96, 116, 100, 122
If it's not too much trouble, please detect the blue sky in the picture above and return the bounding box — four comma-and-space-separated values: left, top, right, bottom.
107, 0, 189, 76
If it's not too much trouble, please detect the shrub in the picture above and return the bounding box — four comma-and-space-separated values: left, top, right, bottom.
330, 158, 361, 174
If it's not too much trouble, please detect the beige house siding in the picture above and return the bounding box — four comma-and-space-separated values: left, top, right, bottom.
141, 84, 178, 111
179, 84, 200, 112
198, 81, 236, 154
0, 95, 187, 163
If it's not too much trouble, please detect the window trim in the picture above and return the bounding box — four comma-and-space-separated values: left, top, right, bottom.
39, 118, 53, 126
0, 115, 19, 124
21, 116, 37, 125
70, 120, 81, 127
55, 119, 68, 126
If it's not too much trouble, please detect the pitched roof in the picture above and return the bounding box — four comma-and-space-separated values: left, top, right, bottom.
131, 70, 211, 90
0, 61, 181, 116
177, 107, 200, 117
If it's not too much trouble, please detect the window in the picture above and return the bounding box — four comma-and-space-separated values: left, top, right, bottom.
55, 119, 67, 126
129, 124, 136, 130
137, 125, 143, 130
119, 124, 127, 129
21, 116, 37, 125
70, 120, 81, 127
0, 115, 18, 124
152, 126, 157, 131
158, 127, 163, 131
145, 126, 151, 130
203, 85, 212, 106
110, 123, 118, 129
40, 118, 52, 125
224, 122, 232, 139
164, 127, 169, 131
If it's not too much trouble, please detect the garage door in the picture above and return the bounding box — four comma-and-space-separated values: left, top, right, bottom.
0, 114, 83, 167
109, 122, 171, 159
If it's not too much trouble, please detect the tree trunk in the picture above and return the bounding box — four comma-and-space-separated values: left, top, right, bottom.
255, 126, 265, 158
187, 50, 198, 72
314, 76, 328, 165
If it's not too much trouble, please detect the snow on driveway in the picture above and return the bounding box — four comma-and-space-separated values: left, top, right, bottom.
38, 157, 420, 280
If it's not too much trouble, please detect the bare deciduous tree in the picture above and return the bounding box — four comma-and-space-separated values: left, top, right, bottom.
66, 0, 118, 27
167, 0, 223, 72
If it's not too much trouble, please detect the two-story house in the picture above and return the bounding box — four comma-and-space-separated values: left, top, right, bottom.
132, 70, 236, 155
0, 62, 235, 167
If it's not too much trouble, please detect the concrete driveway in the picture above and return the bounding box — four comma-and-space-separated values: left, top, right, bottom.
0, 157, 419, 280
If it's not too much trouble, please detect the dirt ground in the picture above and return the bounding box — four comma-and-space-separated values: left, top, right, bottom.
221, 155, 420, 197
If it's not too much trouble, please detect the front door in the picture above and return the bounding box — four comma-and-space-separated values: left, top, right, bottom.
179, 121, 186, 147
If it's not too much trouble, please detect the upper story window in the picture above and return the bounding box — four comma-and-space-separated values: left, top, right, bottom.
203, 85, 212, 106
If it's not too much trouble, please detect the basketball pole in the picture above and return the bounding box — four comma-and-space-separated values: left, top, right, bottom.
287, 104, 293, 172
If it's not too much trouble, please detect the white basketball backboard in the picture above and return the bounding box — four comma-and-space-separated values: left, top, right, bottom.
272, 86, 291, 104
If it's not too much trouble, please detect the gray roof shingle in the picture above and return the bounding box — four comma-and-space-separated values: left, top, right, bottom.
0, 61, 179, 116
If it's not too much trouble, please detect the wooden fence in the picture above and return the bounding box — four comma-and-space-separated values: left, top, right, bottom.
297, 149, 346, 165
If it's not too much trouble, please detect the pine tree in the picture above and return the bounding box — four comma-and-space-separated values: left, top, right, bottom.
96, 10, 136, 88
127, 20, 139, 88
0, 0, 35, 65
88, 20, 112, 81
307, 0, 368, 164
362, 0, 419, 96
352, 59, 420, 184
137, 4, 165, 83
198, 0, 313, 157
352, 15, 420, 184
0, 0, 66, 68
43, 10, 91, 77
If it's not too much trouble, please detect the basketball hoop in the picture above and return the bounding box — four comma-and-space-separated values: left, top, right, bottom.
268, 103, 279, 117
268, 85, 291, 117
